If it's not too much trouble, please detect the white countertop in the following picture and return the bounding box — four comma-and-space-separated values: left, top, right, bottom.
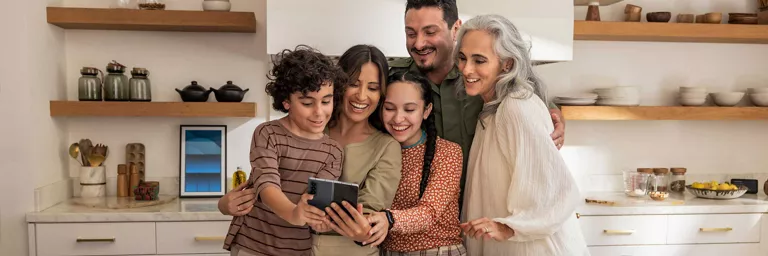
28, 192, 768, 223
578, 192, 768, 216
26, 196, 230, 223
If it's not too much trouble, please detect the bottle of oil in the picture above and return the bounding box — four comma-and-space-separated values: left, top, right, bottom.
232, 166, 247, 190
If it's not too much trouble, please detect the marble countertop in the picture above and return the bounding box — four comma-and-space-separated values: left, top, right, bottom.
578, 192, 768, 216
26, 196, 231, 223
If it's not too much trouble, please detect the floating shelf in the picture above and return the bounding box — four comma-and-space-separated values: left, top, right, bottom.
46, 7, 256, 33
50, 101, 257, 117
574, 21, 768, 44
562, 106, 768, 120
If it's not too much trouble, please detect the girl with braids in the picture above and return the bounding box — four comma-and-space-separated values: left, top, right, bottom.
359, 70, 466, 255
456, 15, 588, 255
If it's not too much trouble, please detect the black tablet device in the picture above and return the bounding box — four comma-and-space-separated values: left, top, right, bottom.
307, 177, 360, 217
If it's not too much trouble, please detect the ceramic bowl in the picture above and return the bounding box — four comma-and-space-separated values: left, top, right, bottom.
679, 92, 707, 99
686, 185, 748, 199
679, 97, 706, 106
748, 87, 768, 94
203, 0, 231, 11
647, 12, 671, 22
750, 93, 768, 107
649, 191, 669, 201
679, 87, 707, 94
711, 92, 744, 106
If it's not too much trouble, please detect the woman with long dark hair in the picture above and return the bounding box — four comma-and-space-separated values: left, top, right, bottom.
310, 44, 403, 256
342, 70, 466, 255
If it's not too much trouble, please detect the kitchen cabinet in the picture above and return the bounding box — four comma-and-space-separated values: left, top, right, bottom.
580, 213, 768, 256
29, 221, 232, 256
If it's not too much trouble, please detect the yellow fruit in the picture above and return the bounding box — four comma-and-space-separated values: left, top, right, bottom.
718, 184, 731, 191
730, 184, 739, 190
692, 183, 705, 189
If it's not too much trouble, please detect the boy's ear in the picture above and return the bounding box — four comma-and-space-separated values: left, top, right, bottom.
282, 100, 290, 111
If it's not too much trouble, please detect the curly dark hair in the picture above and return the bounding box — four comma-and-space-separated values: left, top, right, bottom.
266, 45, 347, 113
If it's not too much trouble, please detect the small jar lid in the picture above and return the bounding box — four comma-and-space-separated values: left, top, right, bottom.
131, 67, 149, 76
653, 168, 669, 175
637, 168, 653, 174
80, 67, 100, 75
671, 168, 687, 174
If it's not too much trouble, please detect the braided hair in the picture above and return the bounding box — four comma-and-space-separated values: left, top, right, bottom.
387, 70, 437, 199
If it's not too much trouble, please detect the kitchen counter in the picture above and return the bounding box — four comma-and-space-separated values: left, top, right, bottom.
578, 192, 768, 216
26, 196, 230, 223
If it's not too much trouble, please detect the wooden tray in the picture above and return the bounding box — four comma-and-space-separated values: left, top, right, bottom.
71, 195, 177, 209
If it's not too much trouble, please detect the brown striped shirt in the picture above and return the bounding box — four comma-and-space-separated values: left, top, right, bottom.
224, 120, 343, 256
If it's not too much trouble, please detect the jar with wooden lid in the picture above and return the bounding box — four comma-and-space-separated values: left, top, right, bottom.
637, 168, 654, 194
652, 168, 669, 192
670, 168, 687, 193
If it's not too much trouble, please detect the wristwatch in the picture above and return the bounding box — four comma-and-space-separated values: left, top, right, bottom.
382, 209, 395, 231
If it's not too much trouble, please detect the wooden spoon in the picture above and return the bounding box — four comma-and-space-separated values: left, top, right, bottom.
79, 139, 92, 166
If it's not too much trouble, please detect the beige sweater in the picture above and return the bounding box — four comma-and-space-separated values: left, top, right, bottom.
340, 130, 403, 214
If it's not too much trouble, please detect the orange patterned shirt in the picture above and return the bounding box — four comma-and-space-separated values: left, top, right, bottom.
382, 137, 464, 252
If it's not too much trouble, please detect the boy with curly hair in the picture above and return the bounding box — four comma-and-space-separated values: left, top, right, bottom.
223, 45, 347, 256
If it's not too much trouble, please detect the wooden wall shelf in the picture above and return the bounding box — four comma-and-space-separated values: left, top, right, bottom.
50, 101, 257, 117
46, 7, 256, 33
574, 21, 768, 44
562, 106, 768, 120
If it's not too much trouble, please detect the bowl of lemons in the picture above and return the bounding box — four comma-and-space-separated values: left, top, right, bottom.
686, 181, 748, 199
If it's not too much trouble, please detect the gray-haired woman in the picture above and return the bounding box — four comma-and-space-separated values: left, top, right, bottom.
454, 14, 590, 255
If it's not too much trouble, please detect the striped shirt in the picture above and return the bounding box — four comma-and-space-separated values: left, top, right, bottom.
224, 120, 343, 256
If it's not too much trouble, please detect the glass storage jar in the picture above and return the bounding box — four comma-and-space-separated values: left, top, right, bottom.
624, 170, 651, 197
104, 61, 129, 101
670, 168, 687, 193
637, 168, 654, 194
652, 168, 669, 192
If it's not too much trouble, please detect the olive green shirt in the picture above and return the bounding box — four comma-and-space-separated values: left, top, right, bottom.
340, 130, 403, 214
388, 58, 557, 211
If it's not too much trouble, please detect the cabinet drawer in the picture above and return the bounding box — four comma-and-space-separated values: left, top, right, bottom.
589, 243, 761, 256
36, 222, 156, 256
579, 215, 667, 246
157, 221, 232, 254
666, 213, 761, 244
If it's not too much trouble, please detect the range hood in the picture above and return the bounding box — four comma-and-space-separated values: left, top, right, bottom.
267, 0, 573, 63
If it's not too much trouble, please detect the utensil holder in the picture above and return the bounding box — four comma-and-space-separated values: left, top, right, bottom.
79, 166, 106, 198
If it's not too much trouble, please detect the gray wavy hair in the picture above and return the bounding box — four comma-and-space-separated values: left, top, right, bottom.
454, 14, 548, 119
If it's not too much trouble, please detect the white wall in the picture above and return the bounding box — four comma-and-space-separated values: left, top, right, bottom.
62, 0, 269, 195
541, 0, 768, 192
0, 0, 67, 254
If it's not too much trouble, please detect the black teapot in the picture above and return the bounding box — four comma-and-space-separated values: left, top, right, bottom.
175, 81, 212, 102
211, 81, 249, 102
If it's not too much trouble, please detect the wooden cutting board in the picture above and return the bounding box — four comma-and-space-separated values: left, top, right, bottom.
585, 194, 684, 206
71, 195, 177, 209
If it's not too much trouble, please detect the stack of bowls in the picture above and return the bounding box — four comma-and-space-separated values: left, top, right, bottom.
748, 88, 768, 107
553, 93, 598, 106
594, 86, 640, 106
711, 92, 745, 107
678, 87, 707, 106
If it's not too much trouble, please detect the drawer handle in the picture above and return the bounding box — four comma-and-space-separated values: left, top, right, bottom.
603, 229, 635, 235
76, 237, 116, 243
699, 227, 733, 232
195, 236, 226, 241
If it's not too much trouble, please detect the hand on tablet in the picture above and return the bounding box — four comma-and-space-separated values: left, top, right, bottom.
291, 193, 327, 226
309, 221, 332, 233
218, 182, 256, 216
325, 201, 372, 242
364, 212, 389, 246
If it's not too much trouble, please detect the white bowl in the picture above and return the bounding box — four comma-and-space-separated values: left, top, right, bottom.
750, 93, 768, 107
679, 92, 708, 99
680, 87, 707, 94
679, 97, 706, 106
711, 92, 745, 106
203, 0, 231, 11
748, 88, 768, 94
